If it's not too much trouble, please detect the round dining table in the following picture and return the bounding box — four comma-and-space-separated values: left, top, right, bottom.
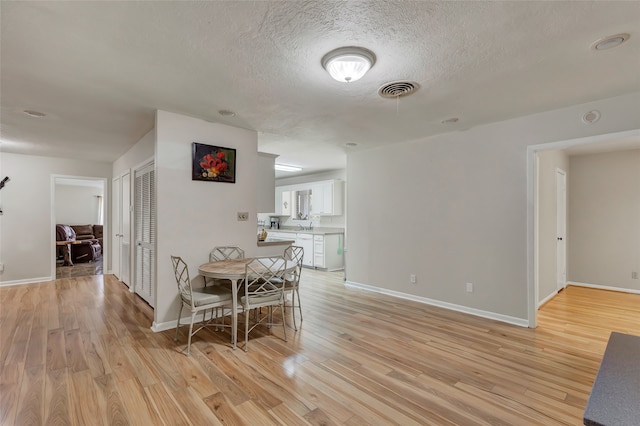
198, 257, 294, 349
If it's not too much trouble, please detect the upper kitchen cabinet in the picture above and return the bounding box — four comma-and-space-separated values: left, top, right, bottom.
275, 187, 292, 216
257, 152, 278, 213
311, 180, 344, 216
275, 179, 344, 217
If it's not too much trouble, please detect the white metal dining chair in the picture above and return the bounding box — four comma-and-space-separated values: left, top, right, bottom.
209, 246, 245, 262
240, 256, 287, 352
206, 246, 246, 288
171, 255, 233, 356
283, 245, 304, 330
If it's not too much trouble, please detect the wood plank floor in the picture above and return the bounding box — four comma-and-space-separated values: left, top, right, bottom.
1, 270, 638, 425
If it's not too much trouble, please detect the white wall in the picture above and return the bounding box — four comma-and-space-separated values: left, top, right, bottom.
0, 153, 111, 285
537, 150, 569, 304
568, 149, 640, 290
113, 128, 155, 177
154, 110, 258, 328
346, 92, 640, 323
55, 184, 104, 225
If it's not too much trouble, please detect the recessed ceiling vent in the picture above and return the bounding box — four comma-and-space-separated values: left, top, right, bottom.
378, 81, 419, 99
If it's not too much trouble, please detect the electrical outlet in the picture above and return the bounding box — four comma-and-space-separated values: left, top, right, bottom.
633, 272, 639, 279
410, 274, 417, 284
466, 282, 473, 292
237, 212, 249, 221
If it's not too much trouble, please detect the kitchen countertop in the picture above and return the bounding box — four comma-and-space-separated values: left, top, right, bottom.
257, 239, 294, 247
259, 227, 345, 236
583, 332, 640, 426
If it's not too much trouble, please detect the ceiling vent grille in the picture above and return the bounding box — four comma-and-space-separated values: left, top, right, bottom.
378, 81, 419, 98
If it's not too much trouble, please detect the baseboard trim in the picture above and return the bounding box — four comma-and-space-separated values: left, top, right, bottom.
0, 276, 53, 287
152, 310, 231, 333
538, 290, 559, 309
151, 321, 175, 333
344, 280, 529, 328
568, 281, 640, 294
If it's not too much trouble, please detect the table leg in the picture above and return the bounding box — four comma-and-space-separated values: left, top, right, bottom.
231, 278, 238, 350
61, 243, 73, 266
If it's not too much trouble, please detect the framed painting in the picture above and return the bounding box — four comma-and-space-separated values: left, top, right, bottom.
192, 143, 236, 183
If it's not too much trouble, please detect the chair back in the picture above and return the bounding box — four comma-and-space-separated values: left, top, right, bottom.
243, 257, 286, 307
171, 256, 194, 307
210, 246, 245, 262
283, 245, 304, 281
284, 245, 304, 266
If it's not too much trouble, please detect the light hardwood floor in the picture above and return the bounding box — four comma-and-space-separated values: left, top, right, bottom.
1, 270, 638, 425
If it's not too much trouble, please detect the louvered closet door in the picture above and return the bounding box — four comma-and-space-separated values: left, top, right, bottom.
134, 163, 156, 307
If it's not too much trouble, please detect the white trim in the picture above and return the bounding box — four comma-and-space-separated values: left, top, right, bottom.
344, 280, 529, 328
531, 150, 539, 326
0, 277, 53, 287
538, 290, 558, 308
555, 167, 568, 292
151, 310, 229, 333
568, 281, 640, 295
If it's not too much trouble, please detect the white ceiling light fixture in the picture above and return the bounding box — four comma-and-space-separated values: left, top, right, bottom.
23, 109, 46, 118
275, 164, 302, 172
591, 33, 630, 51
321, 46, 376, 83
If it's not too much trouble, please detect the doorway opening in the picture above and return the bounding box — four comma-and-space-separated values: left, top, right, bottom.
528, 128, 640, 327
52, 176, 107, 279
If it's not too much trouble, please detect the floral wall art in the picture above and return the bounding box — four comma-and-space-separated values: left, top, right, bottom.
192, 142, 236, 183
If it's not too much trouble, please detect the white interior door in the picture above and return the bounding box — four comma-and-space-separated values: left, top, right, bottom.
111, 177, 121, 280
556, 169, 567, 291
121, 172, 131, 286
134, 163, 156, 306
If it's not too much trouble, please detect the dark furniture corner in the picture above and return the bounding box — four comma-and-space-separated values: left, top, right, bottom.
583, 332, 640, 426
56, 224, 102, 265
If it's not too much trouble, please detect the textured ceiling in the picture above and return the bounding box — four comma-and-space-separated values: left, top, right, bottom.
1, 1, 639, 176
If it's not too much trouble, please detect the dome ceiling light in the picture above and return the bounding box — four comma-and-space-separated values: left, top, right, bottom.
321, 46, 376, 83
591, 33, 630, 51
23, 109, 46, 118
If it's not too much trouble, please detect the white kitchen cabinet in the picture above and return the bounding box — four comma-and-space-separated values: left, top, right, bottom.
295, 233, 314, 267
277, 179, 344, 217
275, 188, 292, 216
313, 235, 325, 268
311, 180, 343, 216
312, 234, 344, 271
265, 231, 294, 241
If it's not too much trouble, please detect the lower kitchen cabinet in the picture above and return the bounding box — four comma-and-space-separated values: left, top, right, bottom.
295, 233, 314, 267
313, 234, 344, 271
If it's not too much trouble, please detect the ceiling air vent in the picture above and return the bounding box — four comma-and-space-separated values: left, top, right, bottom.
378, 81, 420, 99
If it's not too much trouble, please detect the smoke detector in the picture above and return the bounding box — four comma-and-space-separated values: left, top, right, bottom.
582, 110, 601, 124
